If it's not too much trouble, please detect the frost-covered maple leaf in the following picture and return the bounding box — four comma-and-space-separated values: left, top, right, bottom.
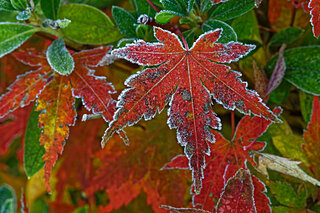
104, 27, 279, 192
163, 109, 280, 211
0, 47, 116, 192
309, 0, 320, 38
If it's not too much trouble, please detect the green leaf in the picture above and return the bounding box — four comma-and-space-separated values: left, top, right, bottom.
58, 3, 121, 44
40, 0, 60, 20
182, 29, 195, 48
210, 0, 255, 21
231, 10, 260, 41
0, 23, 37, 58
117, 38, 136, 47
0, 10, 18, 22
67, 0, 121, 8
299, 91, 314, 123
71, 206, 88, 213
0, 0, 15, 10
47, 38, 74, 75
269, 27, 304, 46
187, 0, 194, 12
268, 80, 291, 104
132, 0, 160, 17
202, 19, 237, 43
112, 6, 136, 38
161, 0, 187, 16
30, 198, 49, 213
0, 185, 16, 213
1, 199, 14, 213
269, 182, 306, 210
10, 0, 27, 10
155, 10, 177, 24
136, 24, 152, 40
272, 206, 291, 213
265, 46, 320, 95
24, 105, 45, 178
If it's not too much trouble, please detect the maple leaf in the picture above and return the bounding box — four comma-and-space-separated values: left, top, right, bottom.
303, 96, 320, 178
0, 47, 116, 191
309, 0, 320, 38
0, 106, 31, 156
104, 26, 279, 193
87, 114, 188, 213
163, 108, 281, 211
55, 113, 105, 202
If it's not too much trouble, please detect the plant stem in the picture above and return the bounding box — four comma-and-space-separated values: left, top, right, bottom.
174, 27, 189, 50
146, 0, 160, 12
290, 7, 296, 27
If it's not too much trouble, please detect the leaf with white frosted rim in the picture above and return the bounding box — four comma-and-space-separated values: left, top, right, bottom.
257, 153, 320, 186
46, 38, 74, 75
0, 23, 37, 58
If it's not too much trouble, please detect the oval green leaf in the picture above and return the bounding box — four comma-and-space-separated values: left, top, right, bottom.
112, 6, 136, 38
0, 23, 37, 58
0, 0, 15, 10
24, 105, 45, 178
0, 185, 16, 213
265, 46, 320, 95
10, 0, 27, 10
202, 19, 237, 43
47, 38, 74, 75
269, 27, 304, 46
161, 0, 187, 16
210, 0, 255, 21
58, 3, 121, 44
40, 0, 60, 20
155, 10, 177, 24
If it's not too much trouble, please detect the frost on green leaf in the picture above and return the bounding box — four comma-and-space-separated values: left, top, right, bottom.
58, 4, 121, 44
202, 19, 237, 43
46, 38, 74, 75
0, 23, 37, 58
0, 0, 15, 10
16, 7, 31, 20
265, 46, 320, 95
0, 185, 16, 213
210, 0, 255, 21
112, 6, 136, 38
10, 0, 27, 10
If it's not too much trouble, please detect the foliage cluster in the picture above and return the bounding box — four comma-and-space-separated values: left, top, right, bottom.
0, 0, 320, 212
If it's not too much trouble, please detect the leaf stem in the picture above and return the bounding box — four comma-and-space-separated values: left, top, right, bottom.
174, 27, 189, 50
146, 0, 160, 12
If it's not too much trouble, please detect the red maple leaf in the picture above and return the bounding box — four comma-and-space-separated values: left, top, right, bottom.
104, 27, 279, 193
163, 108, 281, 212
0, 106, 31, 156
0, 47, 116, 192
161, 170, 268, 213
87, 114, 188, 213
303, 96, 320, 178
309, 0, 320, 38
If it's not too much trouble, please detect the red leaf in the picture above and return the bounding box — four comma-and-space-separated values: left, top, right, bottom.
105, 27, 279, 193
71, 47, 116, 121
216, 169, 266, 213
0, 47, 116, 192
0, 106, 31, 156
87, 114, 188, 213
0, 50, 51, 118
164, 109, 280, 211
309, 0, 320, 38
303, 96, 320, 178
36, 76, 77, 192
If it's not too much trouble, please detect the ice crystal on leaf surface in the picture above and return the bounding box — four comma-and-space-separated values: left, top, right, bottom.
104, 26, 280, 193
